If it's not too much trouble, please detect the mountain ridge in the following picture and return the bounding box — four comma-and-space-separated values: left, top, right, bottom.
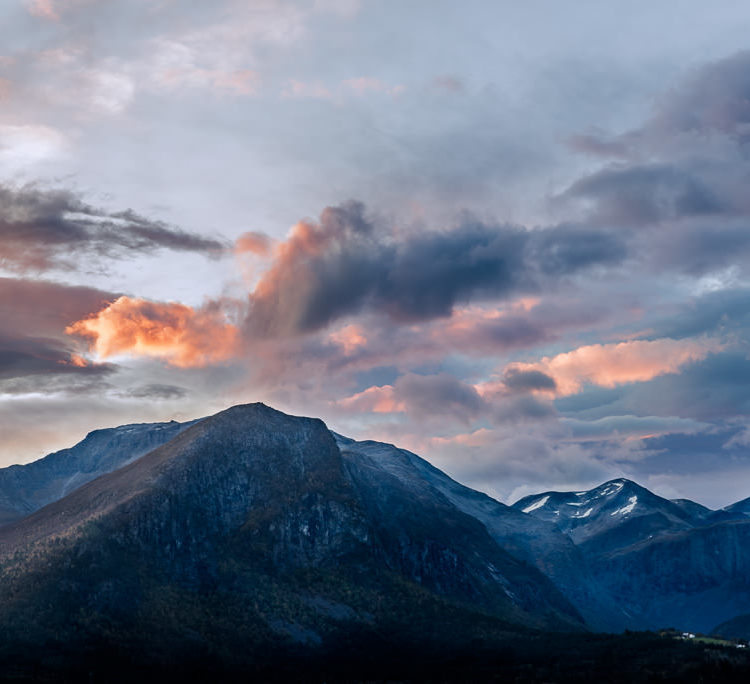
1, 403, 749, 643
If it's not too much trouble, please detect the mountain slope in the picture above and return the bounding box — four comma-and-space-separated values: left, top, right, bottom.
726, 496, 750, 516
714, 613, 750, 640
0, 419, 195, 526
336, 435, 626, 630
591, 518, 750, 632
0, 404, 584, 671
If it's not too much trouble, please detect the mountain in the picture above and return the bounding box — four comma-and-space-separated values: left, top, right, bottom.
1, 403, 749, 672
513, 478, 699, 551
0, 419, 195, 526
336, 435, 627, 631
0, 403, 583, 676
514, 478, 750, 632
714, 613, 750, 641
726, 496, 750, 516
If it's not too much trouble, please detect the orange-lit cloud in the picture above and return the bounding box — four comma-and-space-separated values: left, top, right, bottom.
337, 384, 405, 413
329, 324, 367, 354
66, 296, 239, 368
235, 231, 273, 256
428, 428, 497, 449
487, 337, 721, 398
440, 299, 541, 335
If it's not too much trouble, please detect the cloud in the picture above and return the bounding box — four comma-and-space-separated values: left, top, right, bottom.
649, 50, 750, 142
329, 324, 367, 355
0, 125, 68, 169
501, 367, 557, 393
432, 303, 552, 354
0, 277, 119, 393
281, 79, 332, 99
604, 351, 750, 422
120, 383, 188, 400
26, 0, 59, 20
235, 231, 273, 256
245, 201, 626, 337
338, 372, 485, 424
499, 337, 721, 397
0, 184, 227, 273
0, 277, 116, 337
433, 75, 464, 93
567, 132, 629, 158
0, 333, 113, 382
337, 384, 403, 414
66, 295, 239, 368
562, 163, 722, 225
561, 415, 709, 442
342, 77, 404, 96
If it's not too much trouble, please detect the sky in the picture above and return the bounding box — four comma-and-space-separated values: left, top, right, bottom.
2, 0, 750, 508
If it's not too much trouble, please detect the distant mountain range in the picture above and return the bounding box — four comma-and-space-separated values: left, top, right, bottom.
0, 403, 748, 677
513, 479, 750, 634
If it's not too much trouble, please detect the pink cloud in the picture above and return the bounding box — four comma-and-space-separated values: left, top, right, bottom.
235, 231, 273, 257
337, 384, 404, 413
329, 324, 367, 355
491, 337, 722, 397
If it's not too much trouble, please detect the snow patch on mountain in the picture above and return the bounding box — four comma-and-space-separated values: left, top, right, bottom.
611, 496, 638, 517
523, 495, 550, 514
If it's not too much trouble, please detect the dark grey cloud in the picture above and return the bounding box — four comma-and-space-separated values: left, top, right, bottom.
0, 278, 119, 392
566, 51, 750, 161
557, 49, 750, 288
121, 384, 188, 400
649, 50, 750, 142
491, 395, 557, 423
0, 184, 227, 272
0, 333, 114, 381
246, 201, 626, 336
393, 372, 485, 423
653, 288, 750, 340
0, 277, 117, 336
649, 220, 750, 276
562, 163, 722, 225
502, 368, 557, 393
562, 415, 706, 441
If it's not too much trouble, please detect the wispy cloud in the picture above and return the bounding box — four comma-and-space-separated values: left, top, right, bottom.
0, 184, 227, 273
